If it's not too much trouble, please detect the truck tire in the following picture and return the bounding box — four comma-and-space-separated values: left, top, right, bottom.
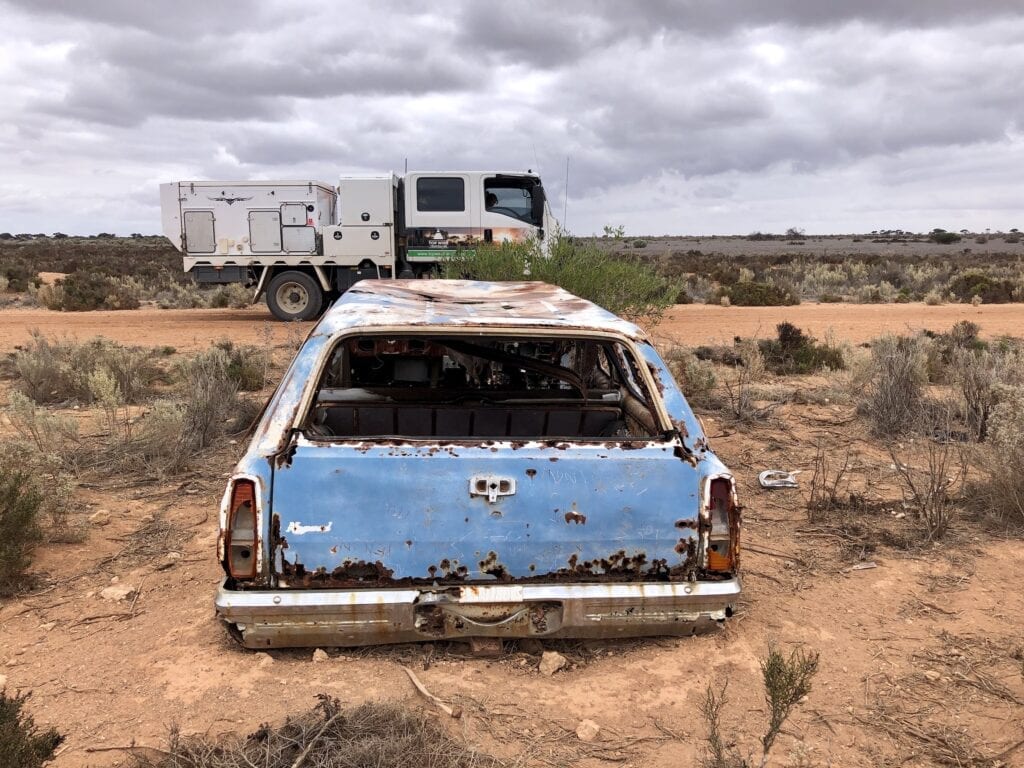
266, 271, 323, 321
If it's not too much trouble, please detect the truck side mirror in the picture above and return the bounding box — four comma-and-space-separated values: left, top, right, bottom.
530, 186, 545, 227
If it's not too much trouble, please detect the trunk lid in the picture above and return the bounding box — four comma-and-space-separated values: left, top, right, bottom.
269, 438, 700, 586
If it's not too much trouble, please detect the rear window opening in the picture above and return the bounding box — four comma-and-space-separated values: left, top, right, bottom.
303, 334, 663, 441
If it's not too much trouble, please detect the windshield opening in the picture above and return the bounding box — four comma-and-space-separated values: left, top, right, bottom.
303, 334, 662, 441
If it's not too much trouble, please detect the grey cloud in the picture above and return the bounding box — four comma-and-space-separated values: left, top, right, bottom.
2, 0, 1024, 235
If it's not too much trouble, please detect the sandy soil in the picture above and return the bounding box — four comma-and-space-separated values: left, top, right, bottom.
0, 301, 1021, 353
1, 306, 1023, 767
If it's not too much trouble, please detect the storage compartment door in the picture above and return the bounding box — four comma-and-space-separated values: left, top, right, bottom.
282, 225, 316, 253
249, 210, 282, 252
281, 203, 308, 226
183, 210, 215, 253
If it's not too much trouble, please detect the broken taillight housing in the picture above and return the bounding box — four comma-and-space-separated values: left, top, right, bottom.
706, 477, 736, 572
225, 479, 257, 579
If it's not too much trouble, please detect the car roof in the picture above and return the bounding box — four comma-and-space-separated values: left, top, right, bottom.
313, 280, 646, 340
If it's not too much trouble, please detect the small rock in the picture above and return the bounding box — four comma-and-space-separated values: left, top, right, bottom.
157, 551, 184, 570
312, 648, 329, 663
255, 652, 274, 668
100, 584, 136, 602
894, 512, 907, 520
89, 510, 112, 526
576, 719, 601, 742
0, 673, 7, 688
39, 622, 56, 632
924, 670, 941, 682
538, 650, 568, 676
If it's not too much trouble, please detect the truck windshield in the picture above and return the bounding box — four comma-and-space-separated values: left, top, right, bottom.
304, 334, 662, 441
484, 178, 543, 226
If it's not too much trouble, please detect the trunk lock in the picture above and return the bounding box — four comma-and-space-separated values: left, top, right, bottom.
470, 475, 516, 503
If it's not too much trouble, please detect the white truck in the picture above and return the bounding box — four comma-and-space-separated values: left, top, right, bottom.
160, 171, 557, 321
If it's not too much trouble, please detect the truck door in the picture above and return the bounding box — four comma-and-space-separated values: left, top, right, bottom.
403, 174, 474, 266
481, 176, 541, 244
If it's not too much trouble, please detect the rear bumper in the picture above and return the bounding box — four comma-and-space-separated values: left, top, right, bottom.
215, 577, 742, 649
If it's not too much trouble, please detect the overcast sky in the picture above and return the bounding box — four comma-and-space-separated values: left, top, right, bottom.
2, 1, 1023, 236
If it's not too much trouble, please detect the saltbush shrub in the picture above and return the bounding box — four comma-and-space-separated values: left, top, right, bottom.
14, 331, 158, 404
42, 271, 140, 311
860, 335, 929, 436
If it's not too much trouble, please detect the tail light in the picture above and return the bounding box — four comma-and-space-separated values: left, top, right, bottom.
706, 477, 737, 572
225, 479, 257, 579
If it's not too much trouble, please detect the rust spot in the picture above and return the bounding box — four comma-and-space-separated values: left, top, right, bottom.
478, 551, 510, 581
674, 519, 698, 530
329, 545, 338, 554
405, 540, 413, 548
563, 509, 587, 525
525, 468, 537, 478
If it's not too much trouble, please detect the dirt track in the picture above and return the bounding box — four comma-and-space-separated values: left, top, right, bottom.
2, 304, 1024, 767
0, 301, 1021, 352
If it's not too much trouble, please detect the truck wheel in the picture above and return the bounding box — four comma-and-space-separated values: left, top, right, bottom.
266, 271, 323, 321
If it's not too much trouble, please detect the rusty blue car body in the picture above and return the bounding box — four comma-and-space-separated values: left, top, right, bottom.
215, 280, 741, 648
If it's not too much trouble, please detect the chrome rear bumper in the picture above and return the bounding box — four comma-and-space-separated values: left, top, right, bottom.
215, 578, 741, 648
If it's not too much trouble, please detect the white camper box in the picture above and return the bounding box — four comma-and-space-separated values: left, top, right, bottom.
160, 181, 337, 276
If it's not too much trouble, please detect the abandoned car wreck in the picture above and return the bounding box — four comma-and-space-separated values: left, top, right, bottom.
215, 280, 742, 648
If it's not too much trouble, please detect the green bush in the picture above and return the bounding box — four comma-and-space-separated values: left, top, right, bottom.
443, 237, 679, 325
758, 323, 845, 375
0, 690, 62, 768
632, 239, 648, 248
717, 281, 799, 307
0, 464, 44, 597
43, 271, 140, 311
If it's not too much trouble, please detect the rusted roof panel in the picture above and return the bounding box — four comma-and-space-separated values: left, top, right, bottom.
314, 280, 647, 340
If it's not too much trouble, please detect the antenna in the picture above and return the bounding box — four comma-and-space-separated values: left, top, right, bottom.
562, 156, 570, 231
404, 157, 408, 174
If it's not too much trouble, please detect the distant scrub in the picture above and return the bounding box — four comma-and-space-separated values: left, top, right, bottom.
716, 281, 799, 307
928, 230, 962, 244
622, 243, 1024, 305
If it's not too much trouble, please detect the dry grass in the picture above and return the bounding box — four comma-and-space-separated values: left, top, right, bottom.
132, 696, 506, 768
